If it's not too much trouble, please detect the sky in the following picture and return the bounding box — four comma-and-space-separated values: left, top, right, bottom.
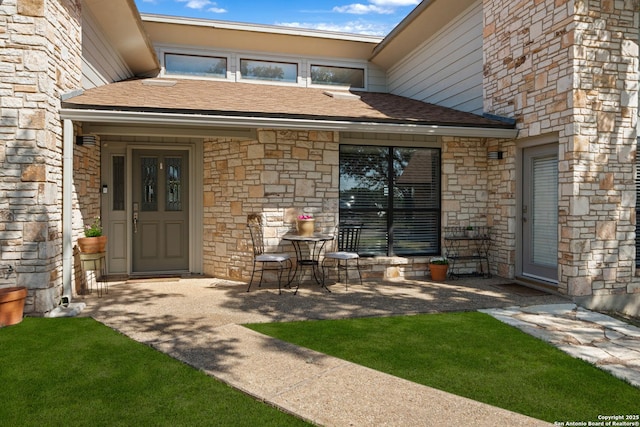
133, 0, 422, 36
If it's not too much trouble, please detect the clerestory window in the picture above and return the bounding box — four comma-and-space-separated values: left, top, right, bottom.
311, 65, 364, 88
239, 59, 297, 83
164, 53, 227, 78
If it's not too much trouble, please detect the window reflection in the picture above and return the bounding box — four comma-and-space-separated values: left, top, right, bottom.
141, 157, 158, 212
166, 157, 182, 211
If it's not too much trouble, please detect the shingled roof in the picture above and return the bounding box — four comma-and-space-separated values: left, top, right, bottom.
63, 78, 513, 130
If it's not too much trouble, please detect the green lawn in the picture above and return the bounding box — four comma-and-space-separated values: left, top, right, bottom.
247, 311, 640, 423
0, 318, 309, 427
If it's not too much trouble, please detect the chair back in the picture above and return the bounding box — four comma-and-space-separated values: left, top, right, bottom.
337, 224, 362, 252
247, 214, 265, 256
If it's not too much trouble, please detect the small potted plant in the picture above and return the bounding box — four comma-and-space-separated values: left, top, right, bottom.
296, 214, 315, 237
428, 256, 449, 281
77, 217, 107, 254
465, 225, 476, 238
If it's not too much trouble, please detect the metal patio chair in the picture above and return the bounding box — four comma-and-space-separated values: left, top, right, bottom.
246, 214, 292, 294
322, 224, 363, 290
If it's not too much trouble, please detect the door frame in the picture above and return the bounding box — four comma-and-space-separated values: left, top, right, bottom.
516, 134, 559, 285
125, 143, 202, 276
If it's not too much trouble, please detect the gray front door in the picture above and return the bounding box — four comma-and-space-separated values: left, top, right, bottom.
132, 149, 189, 273
522, 144, 558, 283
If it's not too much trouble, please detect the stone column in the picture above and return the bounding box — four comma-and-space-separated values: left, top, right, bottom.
564, 0, 639, 298
0, 0, 82, 314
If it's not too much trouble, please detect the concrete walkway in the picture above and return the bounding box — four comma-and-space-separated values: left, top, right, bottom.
76, 276, 637, 426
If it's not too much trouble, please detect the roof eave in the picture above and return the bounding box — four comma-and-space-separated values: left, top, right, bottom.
60, 108, 518, 139
83, 0, 160, 76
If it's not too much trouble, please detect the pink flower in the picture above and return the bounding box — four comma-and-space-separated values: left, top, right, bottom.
297, 214, 313, 220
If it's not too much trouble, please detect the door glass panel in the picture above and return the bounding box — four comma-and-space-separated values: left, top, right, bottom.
112, 156, 125, 211
166, 157, 182, 211
141, 157, 158, 212
532, 155, 558, 266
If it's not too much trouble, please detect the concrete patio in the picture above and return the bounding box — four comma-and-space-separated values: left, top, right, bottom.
75, 275, 572, 426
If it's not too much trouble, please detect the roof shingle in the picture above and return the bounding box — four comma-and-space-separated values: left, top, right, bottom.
63, 78, 512, 129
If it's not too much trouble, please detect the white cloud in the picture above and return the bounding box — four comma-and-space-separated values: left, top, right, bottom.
370, 0, 420, 5
277, 20, 391, 36
333, 0, 419, 15
178, 0, 209, 9
177, 0, 227, 13
333, 4, 393, 15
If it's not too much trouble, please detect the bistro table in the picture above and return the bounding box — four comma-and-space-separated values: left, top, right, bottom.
282, 233, 334, 294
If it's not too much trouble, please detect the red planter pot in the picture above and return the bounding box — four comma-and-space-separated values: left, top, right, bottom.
0, 286, 27, 327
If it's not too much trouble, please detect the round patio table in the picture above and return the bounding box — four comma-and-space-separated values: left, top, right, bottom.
282, 233, 334, 294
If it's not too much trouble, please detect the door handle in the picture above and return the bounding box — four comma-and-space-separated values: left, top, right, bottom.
133, 212, 138, 233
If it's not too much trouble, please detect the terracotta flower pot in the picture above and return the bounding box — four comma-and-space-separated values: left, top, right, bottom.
428, 263, 448, 281
77, 236, 107, 254
296, 219, 316, 237
0, 286, 27, 327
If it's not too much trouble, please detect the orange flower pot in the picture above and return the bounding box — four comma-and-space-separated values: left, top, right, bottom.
428, 264, 448, 281
0, 286, 27, 327
77, 236, 107, 254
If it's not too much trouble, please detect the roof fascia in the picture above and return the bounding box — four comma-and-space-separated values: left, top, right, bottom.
83, 0, 160, 76
60, 108, 518, 139
141, 14, 384, 43
370, 0, 478, 69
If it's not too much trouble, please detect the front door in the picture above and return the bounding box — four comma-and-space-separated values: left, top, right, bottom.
521, 144, 558, 283
132, 149, 189, 273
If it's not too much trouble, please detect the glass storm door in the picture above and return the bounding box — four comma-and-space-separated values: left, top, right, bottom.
522, 144, 558, 283
132, 150, 189, 273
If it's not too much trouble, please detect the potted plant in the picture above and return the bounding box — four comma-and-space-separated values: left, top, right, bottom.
428, 256, 449, 281
465, 225, 476, 238
296, 214, 315, 237
77, 217, 107, 254
0, 286, 27, 327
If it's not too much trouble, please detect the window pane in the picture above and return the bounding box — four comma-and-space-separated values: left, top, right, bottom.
166, 157, 183, 212
394, 148, 440, 209
340, 211, 388, 256
339, 145, 388, 211
141, 157, 158, 212
311, 65, 364, 88
240, 59, 297, 83
393, 211, 440, 255
112, 156, 125, 211
165, 53, 227, 78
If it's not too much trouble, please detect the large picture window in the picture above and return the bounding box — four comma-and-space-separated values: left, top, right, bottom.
339, 145, 441, 256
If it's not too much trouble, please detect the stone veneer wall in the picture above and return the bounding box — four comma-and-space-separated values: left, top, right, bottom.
203, 130, 340, 281
202, 129, 434, 282
0, 0, 82, 314
441, 136, 501, 276
484, 0, 639, 307
568, 1, 638, 302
